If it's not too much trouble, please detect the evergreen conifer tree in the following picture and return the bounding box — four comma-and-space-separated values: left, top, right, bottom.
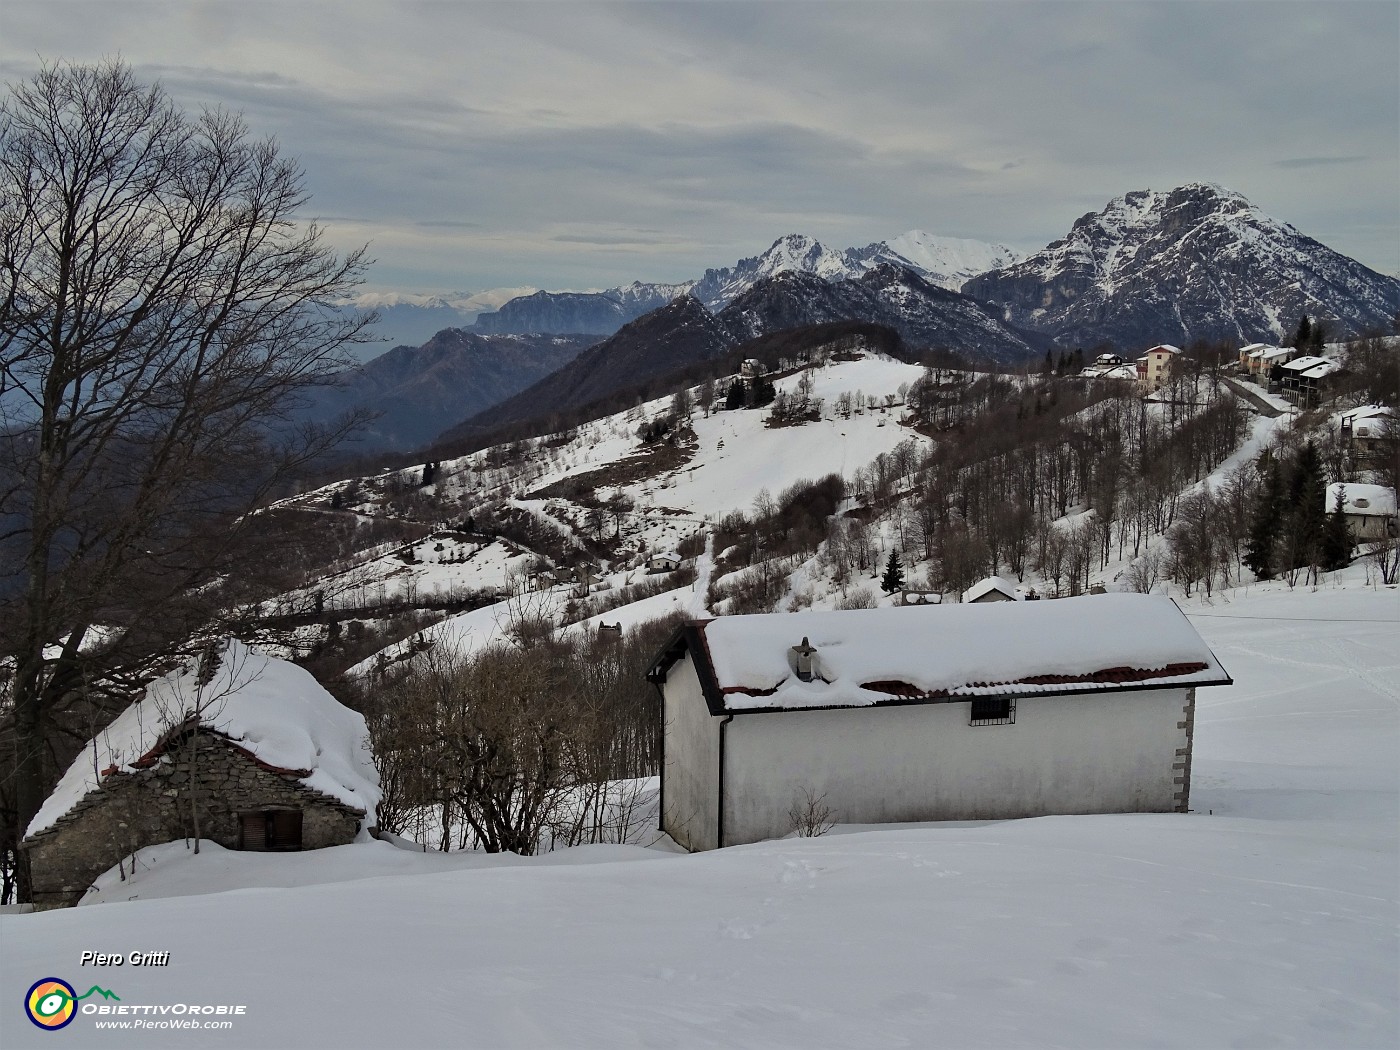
1293, 315, 1312, 350
1243, 462, 1283, 579
1320, 488, 1354, 571
880, 550, 905, 594
1282, 442, 1327, 572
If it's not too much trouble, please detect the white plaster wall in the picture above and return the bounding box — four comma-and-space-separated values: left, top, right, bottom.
721, 688, 1191, 847
661, 655, 722, 851
1346, 512, 1396, 541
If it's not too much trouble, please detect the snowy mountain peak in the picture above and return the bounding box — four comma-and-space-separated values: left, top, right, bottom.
1080, 183, 1293, 242
963, 182, 1400, 347
760, 234, 851, 279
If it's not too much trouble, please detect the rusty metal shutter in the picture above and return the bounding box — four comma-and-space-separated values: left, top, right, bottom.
240, 813, 267, 851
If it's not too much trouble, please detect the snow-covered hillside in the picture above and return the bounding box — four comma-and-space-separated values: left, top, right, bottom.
279, 349, 932, 653
4, 577, 1394, 1048
269, 339, 1342, 680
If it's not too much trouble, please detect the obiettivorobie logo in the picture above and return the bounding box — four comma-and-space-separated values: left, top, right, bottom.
22, 976, 247, 1032
24, 978, 120, 1031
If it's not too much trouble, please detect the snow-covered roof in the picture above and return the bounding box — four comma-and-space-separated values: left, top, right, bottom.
1080, 365, 1137, 381
649, 594, 1231, 714
1326, 484, 1397, 517
1299, 361, 1342, 380
26, 640, 380, 839
1146, 344, 1181, 355
1342, 405, 1394, 425
1257, 346, 1292, 362
963, 576, 1020, 603
1239, 343, 1271, 356
1280, 354, 1330, 373
652, 550, 681, 563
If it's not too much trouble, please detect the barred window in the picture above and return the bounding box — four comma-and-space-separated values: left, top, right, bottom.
969, 697, 1015, 726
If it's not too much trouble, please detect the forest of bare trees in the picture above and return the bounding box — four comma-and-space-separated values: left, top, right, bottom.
349, 610, 682, 855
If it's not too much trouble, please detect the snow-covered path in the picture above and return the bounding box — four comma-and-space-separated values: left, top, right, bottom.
3, 583, 1396, 1049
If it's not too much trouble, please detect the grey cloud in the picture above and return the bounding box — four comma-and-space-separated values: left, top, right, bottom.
1274, 156, 1370, 170
1, 0, 1395, 289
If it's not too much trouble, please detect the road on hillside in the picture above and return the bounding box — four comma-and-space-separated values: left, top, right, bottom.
1221, 375, 1285, 418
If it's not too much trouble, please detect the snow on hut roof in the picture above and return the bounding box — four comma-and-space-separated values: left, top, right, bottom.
1258, 346, 1293, 362
1146, 344, 1181, 355
26, 640, 380, 839
1240, 343, 1271, 356
649, 594, 1231, 714
963, 576, 1020, 603
1326, 483, 1397, 517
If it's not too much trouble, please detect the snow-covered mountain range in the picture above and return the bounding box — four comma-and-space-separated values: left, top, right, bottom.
473, 232, 1023, 335
471, 184, 1398, 348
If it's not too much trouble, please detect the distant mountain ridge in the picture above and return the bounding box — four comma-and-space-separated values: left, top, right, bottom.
339, 289, 536, 355
963, 183, 1400, 348
469, 231, 1024, 336
295, 331, 591, 451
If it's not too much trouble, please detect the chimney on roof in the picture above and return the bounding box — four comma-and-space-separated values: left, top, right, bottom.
791, 636, 818, 682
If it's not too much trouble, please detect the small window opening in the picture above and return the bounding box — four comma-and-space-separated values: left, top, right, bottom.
969, 697, 1016, 726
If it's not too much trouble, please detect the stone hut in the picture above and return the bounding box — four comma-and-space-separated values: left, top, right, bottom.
22, 640, 380, 908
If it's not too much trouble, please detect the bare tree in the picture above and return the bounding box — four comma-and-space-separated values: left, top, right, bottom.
697, 376, 716, 418
0, 61, 373, 900
788, 785, 835, 837
1368, 534, 1400, 586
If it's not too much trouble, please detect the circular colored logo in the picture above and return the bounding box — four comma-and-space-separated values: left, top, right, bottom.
25, 978, 77, 1030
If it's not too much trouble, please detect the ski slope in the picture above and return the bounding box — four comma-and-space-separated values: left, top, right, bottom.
3, 580, 1395, 1049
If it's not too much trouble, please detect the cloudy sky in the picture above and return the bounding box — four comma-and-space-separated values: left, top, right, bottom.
4, 1, 1397, 300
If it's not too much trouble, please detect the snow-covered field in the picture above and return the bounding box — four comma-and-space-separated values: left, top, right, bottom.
3, 579, 1395, 1049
